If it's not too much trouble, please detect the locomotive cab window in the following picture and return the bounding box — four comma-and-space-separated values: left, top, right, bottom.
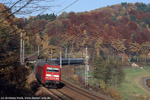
53, 68, 59, 72
47, 68, 53, 72
47, 67, 59, 72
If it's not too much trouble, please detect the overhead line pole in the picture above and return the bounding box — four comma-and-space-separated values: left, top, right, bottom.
85, 47, 89, 89
51, 49, 52, 59
60, 51, 62, 68
38, 45, 40, 58
20, 32, 25, 65
22, 40, 24, 65
65, 48, 67, 58
20, 32, 23, 65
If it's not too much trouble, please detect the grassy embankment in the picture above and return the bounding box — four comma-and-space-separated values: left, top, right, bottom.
80, 66, 150, 100
117, 67, 150, 100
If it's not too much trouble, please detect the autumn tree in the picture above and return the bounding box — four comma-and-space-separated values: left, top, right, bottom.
0, 4, 31, 96
23, 2, 150, 63
128, 42, 141, 55
109, 88, 121, 100
141, 42, 150, 55
111, 39, 126, 53
94, 37, 103, 56
35, 33, 42, 46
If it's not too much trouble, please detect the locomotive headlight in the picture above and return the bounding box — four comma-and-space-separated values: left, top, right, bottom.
46, 74, 52, 76
54, 75, 59, 77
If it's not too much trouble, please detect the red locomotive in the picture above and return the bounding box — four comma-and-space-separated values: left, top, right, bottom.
34, 60, 61, 88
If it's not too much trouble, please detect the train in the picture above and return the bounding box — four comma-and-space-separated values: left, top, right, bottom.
34, 59, 61, 88
49, 58, 84, 65
33, 58, 83, 88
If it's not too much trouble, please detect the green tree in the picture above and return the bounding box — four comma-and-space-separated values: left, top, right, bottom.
93, 56, 107, 80
107, 59, 125, 86
93, 56, 125, 86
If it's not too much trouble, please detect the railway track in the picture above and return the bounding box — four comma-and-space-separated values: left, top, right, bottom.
61, 78, 113, 100
42, 85, 74, 100
48, 89, 74, 100
30, 71, 113, 100
42, 78, 113, 100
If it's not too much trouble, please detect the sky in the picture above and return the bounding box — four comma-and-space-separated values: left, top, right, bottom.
2, 0, 149, 18
52, 0, 150, 15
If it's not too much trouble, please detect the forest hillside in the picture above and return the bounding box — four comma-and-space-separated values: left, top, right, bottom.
23, 3, 150, 61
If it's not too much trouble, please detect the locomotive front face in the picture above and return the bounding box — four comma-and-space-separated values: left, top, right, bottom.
45, 67, 60, 82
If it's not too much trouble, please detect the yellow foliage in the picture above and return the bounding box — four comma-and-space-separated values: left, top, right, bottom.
111, 39, 126, 53
146, 24, 150, 31
109, 88, 121, 100
129, 42, 141, 54
100, 81, 106, 89
83, 29, 87, 35
117, 16, 122, 20
24, 36, 29, 43
94, 37, 103, 56
35, 33, 41, 45
0, 3, 6, 11
42, 34, 49, 48
72, 74, 79, 81
141, 42, 150, 54
104, 24, 109, 28
94, 37, 103, 49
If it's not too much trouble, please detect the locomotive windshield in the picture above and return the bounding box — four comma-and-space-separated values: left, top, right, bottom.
47, 67, 59, 72
53, 68, 59, 72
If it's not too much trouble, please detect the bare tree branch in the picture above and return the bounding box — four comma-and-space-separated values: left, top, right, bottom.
0, 0, 32, 23
0, 0, 23, 14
